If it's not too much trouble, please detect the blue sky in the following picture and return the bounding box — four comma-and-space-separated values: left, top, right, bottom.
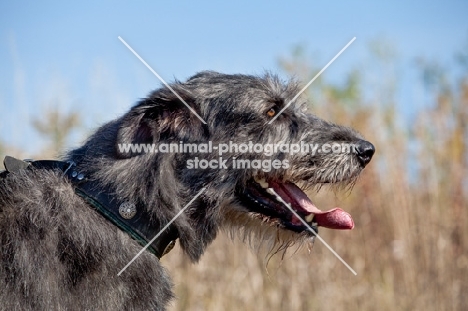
1, 1, 467, 154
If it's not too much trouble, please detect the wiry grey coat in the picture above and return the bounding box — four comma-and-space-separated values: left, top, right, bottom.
0, 71, 374, 310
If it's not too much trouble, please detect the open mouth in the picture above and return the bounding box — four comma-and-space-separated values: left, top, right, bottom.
238, 177, 354, 234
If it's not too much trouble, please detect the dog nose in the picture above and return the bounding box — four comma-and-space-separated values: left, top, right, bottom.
354, 140, 375, 166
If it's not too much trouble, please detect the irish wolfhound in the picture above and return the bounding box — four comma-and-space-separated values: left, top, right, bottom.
0, 71, 374, 310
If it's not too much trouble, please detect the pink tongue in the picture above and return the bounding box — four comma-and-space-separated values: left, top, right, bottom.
312, 208, 354, 230
271, 182, 354, 230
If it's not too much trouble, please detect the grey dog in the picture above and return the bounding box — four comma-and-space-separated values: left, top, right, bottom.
0, 71, 374, 310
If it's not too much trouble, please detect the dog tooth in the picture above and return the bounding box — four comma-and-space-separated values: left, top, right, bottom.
305, 214, 314, 223
266, 188, 283, 202
253, 176, 269, 189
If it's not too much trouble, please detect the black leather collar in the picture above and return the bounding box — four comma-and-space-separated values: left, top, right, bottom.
1, 156, 178, 259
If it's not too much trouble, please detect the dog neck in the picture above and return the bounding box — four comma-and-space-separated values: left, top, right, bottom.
1, 156, 179, 259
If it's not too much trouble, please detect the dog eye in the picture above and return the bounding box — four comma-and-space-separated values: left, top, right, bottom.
266, 108, 276, 117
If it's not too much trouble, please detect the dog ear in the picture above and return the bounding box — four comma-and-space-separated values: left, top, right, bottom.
116, 86, 207, 158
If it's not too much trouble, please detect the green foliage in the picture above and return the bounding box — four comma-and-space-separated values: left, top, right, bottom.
31, 106, 81, 153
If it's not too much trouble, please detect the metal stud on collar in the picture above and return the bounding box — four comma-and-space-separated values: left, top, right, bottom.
119, 201, 137, 219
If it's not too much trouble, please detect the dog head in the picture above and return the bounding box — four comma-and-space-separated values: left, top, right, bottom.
70, 71, 374, 261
